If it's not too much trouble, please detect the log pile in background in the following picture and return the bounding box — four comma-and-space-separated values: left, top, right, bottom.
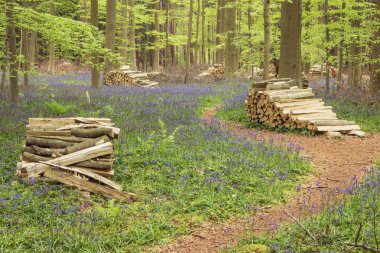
17, 118, 137, 202
251, 78, 309, 91
308, 64, 338, 78
246, 79, 364, 137
196, 63, 225, 82
104, 65, 159, 88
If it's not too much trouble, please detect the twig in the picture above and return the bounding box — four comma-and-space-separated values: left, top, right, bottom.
326, 177, 340, 182
0, 122, 24, 134
346, 243, 379, 253
283, 209, 317, 242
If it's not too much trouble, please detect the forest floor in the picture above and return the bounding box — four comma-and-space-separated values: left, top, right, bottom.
157, 107, 380, 253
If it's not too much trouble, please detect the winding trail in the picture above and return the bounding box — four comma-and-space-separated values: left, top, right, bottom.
156, 108, 380, 253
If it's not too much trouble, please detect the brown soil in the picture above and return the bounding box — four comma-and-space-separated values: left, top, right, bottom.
155, 108, 380, 253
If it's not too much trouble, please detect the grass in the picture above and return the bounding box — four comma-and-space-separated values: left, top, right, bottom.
0, 75, 311, 252
226, 163, 380, 252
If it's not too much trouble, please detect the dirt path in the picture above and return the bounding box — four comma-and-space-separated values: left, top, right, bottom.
156, 108, 380, 253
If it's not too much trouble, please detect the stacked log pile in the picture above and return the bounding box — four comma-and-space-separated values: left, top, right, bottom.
104, 66, 158, 87
251, 78, 309, 90
17, 118, 138, 202
246, 80, 364, 137
196, 63, 225, 82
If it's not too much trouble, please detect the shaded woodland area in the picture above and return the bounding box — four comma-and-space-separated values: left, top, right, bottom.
0, 0, 379, 101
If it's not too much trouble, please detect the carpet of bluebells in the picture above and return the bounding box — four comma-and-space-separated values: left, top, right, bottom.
228, 165, 380, 252
218, 78, 380, 133
0, 73, 310, 252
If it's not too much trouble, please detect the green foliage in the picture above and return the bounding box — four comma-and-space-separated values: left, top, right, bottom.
45, 99, 76, 115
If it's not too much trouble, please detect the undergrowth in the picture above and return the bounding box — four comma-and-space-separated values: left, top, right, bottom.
227, 164, 380, 252
0, 76, 311, 252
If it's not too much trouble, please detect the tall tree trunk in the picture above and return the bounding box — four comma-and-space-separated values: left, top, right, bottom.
337, 1, 346, 88
247, 1, 254, 77
224, 0, 237, 79
216, 0, 225, 63
129, 0, 136, 69
263, 0, 270, 80
165, 0, 170, 67
324, 0, 330, 91
28, 0, 37, 68
279, 0, 302, 87
1, 29, 8, 94
104, 0, 117, 79
21, 0, 29, 86
7, 0, 18, 103
91, 0, 100, 89
348, 8, 361, 87
120, 0, 128, 64
170, 13, 176, 66
184, 0, 194, 83
194, 0, 200, 65
48, 0, 55, 74
201, 0, 206, 65
370, 0, 380, 93
152, 0, 160, 71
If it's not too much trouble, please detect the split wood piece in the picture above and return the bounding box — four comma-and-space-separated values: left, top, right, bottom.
38, 161, 121, 191
347, 130, 365, 137
290, 107, 333, 115
325, 131, 343, 138
265, 88, 313, 95
24, 142, 114, 177
71, 128, 113, 138
65, 135, 110, 154
27, 135, 92, 143
316, 125, 361, 132
270, 92, 315, 101
28, 118, 111, 126
312, 120, 356, 126
17, 162, 114, 178
22, 152, 112, 170
24, 146, 66, 156
26, 136, 73, 148
74, 118, 115, 126
44, 168, 137, 202
26, 130, 72, 137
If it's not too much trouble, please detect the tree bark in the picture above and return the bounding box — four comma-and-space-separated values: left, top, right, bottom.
28, 0, 37, 68
1, 29, 8, 94
370, 0, 380, 93
216, 0, 225, 63
337, 1, 346, 88
129, 0, 137, 69
194, 0, 200, 65
91, 0, 100, 88
224, 0, 237, 79
7, 0, 18, 103
152, 0, 160, 71
104, 0, 117, 79
279, 0, 302, 87
201, 0, 206, 65
184, 0, 194, 83
48, 0, 55, 74
324, 0, 330, 91
120, 0, 128, 64
263, 0, 270, 80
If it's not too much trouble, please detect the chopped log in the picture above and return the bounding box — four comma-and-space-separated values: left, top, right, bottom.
312, 120, 356, 126
266, 81, 290, 90
43, 168, 137, 202
316, 125, 361, 132
347, 130, 365, 137
28, 118, 111, 126
24, 142, 114, 177
26, 137, 73, 148
24, 146, 66, 156
270, 92, 315, 101
74, 160, 113, 170
325, 131, 342, 138
27, 135, 91, 143
65, 135, 110, 154
38, 161, 121, 191
71, 127, 113, 138
26, 130, 72, 137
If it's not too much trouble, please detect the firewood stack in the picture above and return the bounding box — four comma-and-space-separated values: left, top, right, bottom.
245, 79, 364, 137
196, 63, 225, 82
104, 65, 158, 87
17, 118, 138, 202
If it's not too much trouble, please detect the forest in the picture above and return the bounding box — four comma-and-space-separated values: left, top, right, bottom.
0, 0, 379, 252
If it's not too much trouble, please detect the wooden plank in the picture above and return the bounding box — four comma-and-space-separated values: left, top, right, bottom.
43, 168, 137, 202
312, 120, 356, 126
347, 130, 365, 137
316, 125, 361, 132
270, 92, 315, 101
290, 108, 333, 115
24, 142, 114, 177
38, 161, 121, 191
